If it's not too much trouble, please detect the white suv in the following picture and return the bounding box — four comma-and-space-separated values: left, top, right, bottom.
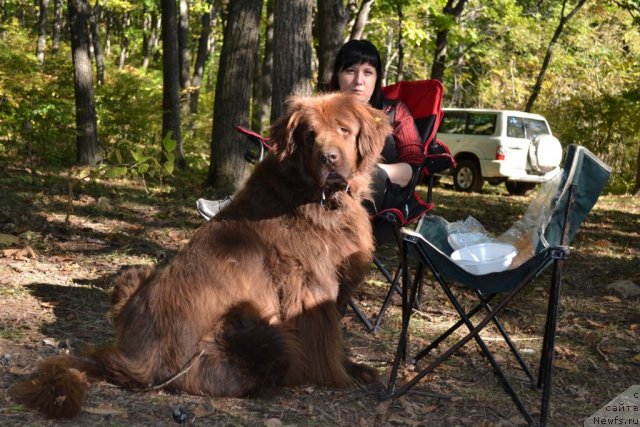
437, 108, 563, 195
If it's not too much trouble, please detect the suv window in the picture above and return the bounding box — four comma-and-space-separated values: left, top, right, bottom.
507, 116, 525, 138
523, 118, 550, 140
467, 113, 496, 135
438, 112, 466, 134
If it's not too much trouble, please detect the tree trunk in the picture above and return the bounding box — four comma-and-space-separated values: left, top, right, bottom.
395, 2, 404, 83
90, 1, 104, 86
118, 12, 129, 70
189, 0, 215, 113
206, 0, 263, 192
382, 31, 397, 86
634, 142, 640, 196
178, 0, 191, 108
142, 12, 159, 70
430, 0, 468, 82
51, 0, 61, 54
524, 0, 588, 112
451, 41, 465, 106
68, 0, 101, 166
36, 0, 50, 64
161, 0, 186, 168
349, 0, 374, 40
142, 12, 151, 69
315, 0, 347, 91
252, 0, 273, 133
104, 11, 111, 56
271, 0, 313, 122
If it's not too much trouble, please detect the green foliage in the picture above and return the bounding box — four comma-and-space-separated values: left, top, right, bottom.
0, 21, 210, 184
1, 0, 638, 193
547, 85, 640, 194
0, 20, 76, 166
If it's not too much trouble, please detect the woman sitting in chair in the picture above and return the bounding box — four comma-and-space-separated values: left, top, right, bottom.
197, 39, 423, 219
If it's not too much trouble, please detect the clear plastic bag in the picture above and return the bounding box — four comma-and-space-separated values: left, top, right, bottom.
497, 171, 564, 267
444, 170, 564, 269
447, 216, 498, 250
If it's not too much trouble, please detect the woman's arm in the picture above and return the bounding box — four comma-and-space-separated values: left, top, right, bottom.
378, 163, 413, 187
382, 101, 423, 187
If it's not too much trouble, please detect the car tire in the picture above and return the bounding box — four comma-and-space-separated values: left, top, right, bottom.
453, 159, 483, 192
505, 181, 536, 196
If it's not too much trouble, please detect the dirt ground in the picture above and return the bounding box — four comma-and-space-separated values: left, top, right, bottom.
0, 165, 638, 426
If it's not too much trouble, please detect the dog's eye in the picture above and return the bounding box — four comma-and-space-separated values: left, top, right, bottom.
338, 126, 351, 136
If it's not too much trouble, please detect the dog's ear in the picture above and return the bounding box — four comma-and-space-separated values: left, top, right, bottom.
269, 96, 306, 160
355, 101, 393, 171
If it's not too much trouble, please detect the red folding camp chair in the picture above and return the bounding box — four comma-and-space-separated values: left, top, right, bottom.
347, 80, 455, 333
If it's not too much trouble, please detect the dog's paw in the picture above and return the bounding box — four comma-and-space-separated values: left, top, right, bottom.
346, 361, 379, 385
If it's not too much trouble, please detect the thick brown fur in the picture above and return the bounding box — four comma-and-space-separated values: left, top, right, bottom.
11, 93, 392, 419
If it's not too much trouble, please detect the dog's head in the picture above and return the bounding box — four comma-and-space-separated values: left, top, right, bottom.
269, 92, 392, 202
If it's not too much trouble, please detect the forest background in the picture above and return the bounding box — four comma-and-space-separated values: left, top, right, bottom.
0, 0, 639, 196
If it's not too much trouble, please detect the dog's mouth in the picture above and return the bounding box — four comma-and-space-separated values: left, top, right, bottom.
322, 171, 350, 193
319, 171, 351, 209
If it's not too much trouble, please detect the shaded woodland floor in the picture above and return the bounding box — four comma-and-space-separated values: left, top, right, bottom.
0, 163, 638, 426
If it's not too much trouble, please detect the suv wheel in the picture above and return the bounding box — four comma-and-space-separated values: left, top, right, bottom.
505, 181, 536, 196
453, 160, 483, 192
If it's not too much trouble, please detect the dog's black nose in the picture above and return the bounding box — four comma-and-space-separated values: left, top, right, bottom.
322, 149, 341, 165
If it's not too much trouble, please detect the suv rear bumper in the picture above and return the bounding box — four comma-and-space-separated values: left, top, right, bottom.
481, 160, 561, 182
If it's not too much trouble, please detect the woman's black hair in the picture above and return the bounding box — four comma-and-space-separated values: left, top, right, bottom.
328, 39, 384, 109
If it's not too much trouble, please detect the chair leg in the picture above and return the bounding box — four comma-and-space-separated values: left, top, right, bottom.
413, 299, 489, 363
348, 299, 374, 332
538, 259, 564, 426
439, 282, 535, 425
476, 291, 536, 383
386, 239, 413, 394
385, 277, 529, 400
372, 257, 403, 333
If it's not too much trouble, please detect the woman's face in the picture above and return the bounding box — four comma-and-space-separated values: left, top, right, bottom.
337, 62, 377, 104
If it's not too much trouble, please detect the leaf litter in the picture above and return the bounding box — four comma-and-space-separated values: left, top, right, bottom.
0, 165, 638, 425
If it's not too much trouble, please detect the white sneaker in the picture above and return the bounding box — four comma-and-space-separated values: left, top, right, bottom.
196, 197, 232, 221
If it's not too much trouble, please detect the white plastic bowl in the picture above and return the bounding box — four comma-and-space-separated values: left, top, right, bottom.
451, 243, 517, 275
447, 232, 491, 250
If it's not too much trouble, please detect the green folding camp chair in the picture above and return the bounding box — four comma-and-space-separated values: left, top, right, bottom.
384, 144, 611, 426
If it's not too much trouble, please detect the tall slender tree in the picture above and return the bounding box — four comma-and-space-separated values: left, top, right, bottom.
36, 0, 50, 64
89, 1, 104, 86
161, 0, 186, 168
51, 0, 62, 54
253, 0, 274, 133
350, 0, 374, 40
270, 0, 313, 122
118, 12, 130, 70
178, 0, 191, 108
430, 0, 468, 82
315, 0, 347, 91
68, 0, 102, 165
206, 0, 263, 192
141, 9, 159, 70
190, 0, 216, 113
524, 0, 589, 111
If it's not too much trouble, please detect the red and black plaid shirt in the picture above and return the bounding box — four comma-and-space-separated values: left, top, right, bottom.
385, 101, 423, 167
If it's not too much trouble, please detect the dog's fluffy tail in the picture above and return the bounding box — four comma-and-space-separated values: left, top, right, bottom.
11, 266, 155, 419
11, 355, 97, 419
11, 347, 150, 419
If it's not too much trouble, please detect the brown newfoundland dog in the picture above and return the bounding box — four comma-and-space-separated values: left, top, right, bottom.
12, 92, 392, 418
